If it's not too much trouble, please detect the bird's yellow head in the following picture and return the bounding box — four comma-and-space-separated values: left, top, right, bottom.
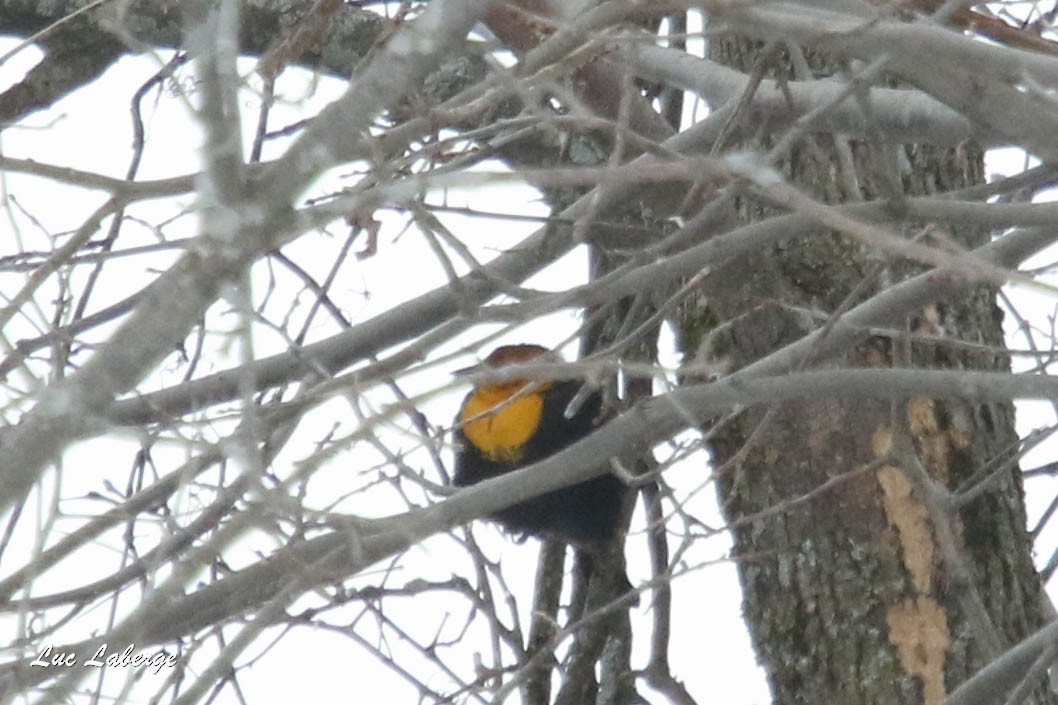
457, 344, 560, 463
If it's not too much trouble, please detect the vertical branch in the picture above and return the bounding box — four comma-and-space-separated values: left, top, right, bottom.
184, 0, 246, 227
524, 539, 565, 705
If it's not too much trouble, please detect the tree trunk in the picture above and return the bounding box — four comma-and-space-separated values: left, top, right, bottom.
677, 37, 1053, 705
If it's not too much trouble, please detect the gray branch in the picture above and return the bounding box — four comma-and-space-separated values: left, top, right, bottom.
0, 0, 492, 517
716, 0, 1058, 160
622, 42, 979, 147
4, 365, 1058, 694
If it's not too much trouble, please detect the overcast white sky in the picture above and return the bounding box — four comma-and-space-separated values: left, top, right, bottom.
2, 25, 1058, 705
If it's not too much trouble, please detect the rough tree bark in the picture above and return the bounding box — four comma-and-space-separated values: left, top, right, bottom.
678, 36, 1054, 705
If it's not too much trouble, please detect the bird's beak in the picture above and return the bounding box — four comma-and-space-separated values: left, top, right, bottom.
452, 362, 483, 377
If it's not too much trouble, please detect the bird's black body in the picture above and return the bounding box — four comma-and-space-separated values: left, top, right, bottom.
452, 348, 624, 545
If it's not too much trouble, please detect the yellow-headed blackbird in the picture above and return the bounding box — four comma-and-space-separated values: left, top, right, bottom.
452, 344, 624, 544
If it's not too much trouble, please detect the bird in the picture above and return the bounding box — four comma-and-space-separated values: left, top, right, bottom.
451, 344, 625, 545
